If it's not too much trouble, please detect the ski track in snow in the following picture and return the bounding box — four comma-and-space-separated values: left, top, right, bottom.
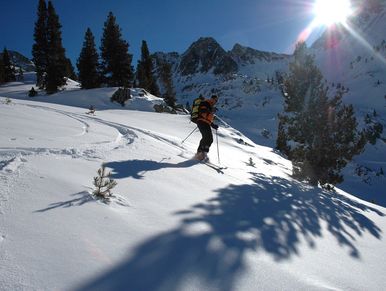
1, 101, 267, 185
0, 102, 191, 176
2, 101, 282, 186
22, 102, 189, 152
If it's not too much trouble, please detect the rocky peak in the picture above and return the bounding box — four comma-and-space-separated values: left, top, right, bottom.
230, 43, 289, 64
179, 37, 238, 75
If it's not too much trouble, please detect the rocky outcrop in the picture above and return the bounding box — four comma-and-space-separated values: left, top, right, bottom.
230, 43, 289, 64
178, 37, 238, 75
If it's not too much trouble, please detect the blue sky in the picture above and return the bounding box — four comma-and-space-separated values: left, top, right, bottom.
0, 0, 323, 65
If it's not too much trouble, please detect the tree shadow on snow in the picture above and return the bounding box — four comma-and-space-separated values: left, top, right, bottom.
77, 173, 384, 291
104, 159, 198, 179
34, 191, 93, 212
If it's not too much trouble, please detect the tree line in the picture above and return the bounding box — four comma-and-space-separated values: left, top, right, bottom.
30, 0, 175, 105
0, 48, 16, 84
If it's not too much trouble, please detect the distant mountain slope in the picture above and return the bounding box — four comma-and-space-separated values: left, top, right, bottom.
0, 50, 35, 72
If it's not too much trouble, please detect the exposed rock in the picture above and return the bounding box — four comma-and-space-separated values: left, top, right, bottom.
179, 37, 238, 76
111, 87, 132, 106
230, 43, 289, 64
153, 104, 176, 114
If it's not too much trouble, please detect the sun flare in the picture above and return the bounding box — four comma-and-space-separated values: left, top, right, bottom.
313, 0, 353, 26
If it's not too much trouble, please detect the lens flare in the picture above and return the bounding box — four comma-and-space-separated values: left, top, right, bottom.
313, 0, 353, 26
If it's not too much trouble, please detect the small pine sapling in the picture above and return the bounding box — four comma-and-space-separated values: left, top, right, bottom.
247, 157, 256, 167
4, 97, 12, 105
86, 105, 95, 115
92, 165, 117, 201
29, 87, 38, 97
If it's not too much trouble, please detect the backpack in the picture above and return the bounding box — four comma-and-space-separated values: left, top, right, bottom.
190, 96, 204, 123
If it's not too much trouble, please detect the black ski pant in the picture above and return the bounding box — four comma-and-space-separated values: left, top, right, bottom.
197, 121, 213, 153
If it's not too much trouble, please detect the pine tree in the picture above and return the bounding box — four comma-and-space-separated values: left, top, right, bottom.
93, 165, 117, 201
18, 67, 24, 80
364, 112, 384, 145
276, 115, 290, 155
247, 157, 256, 167
45, 1, 67, 94
29, 87, 38, 97
100, 12, 133, 87
2, 48, 16, 82
277, 42, 366, 187
77, 28, 100, 89
0, 58, 5, 84
136, 40, 160, 95
159, 61, 176, 107
32, 0, 48, 88
65, 58, 77, 81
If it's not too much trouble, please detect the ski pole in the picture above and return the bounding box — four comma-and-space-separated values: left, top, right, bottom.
181, 127, 198, 144
214, 114, 230, 128
216, 129, 220, 164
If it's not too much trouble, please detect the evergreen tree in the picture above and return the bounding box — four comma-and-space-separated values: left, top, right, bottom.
136, 40, 160, 95
100, 12, 133, 87
18, 67, 24, 81
29, 87, 38, 97
45, 1, 67, 94
92, 165, 117, 201
277, 42, 366, 187
32, 0, 48, 88
0, 58, 5, 84
276, 115, 290, 155
2, 48, 16, 82
364, 112, 384, 145
64, 58, 77, 81
159, 61, 176, 107
77, 28, 100, 89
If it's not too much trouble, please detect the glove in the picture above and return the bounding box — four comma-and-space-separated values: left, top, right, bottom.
211, 123, 219, 130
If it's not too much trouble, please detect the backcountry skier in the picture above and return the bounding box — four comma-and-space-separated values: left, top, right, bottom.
194, 94, 219, 161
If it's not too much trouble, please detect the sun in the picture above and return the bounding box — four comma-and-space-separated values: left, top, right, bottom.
313, 0, 353, 26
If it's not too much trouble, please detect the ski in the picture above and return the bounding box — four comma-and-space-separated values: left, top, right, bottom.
191, 154, 227, 173
201, 161, 227, 173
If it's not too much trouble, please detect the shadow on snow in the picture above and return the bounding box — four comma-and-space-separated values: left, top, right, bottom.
104, 159, 198, 179
34, 191, 93, 212
77, 173, 384, 291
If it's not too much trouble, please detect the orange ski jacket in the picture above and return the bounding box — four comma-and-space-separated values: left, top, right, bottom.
197, 98, 216, 125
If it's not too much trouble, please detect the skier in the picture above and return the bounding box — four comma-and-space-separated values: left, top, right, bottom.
194, 94, 219, 161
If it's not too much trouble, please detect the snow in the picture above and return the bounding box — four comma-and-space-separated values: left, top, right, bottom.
1, 76, 386, 291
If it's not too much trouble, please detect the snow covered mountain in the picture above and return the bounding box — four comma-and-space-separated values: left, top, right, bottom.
1, 74, 386, 290
151, 2, 386, 206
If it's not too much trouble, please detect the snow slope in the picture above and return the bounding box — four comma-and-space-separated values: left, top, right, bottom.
1, 79, 386, 290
